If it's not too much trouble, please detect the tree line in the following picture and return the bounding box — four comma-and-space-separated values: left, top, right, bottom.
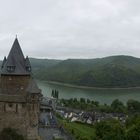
51, 89, 59, 99
94, 114, 140, 140
59, 98, 140, 114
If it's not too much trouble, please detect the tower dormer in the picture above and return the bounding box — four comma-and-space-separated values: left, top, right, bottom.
1, 56, 7, 69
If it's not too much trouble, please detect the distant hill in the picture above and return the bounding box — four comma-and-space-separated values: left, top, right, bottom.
1, 55, 140, 88
32, 55, 140, 88
29, 58, 61, 71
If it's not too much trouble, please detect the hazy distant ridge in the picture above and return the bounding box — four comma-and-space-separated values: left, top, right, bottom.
27, 56, 140, 88
1, 55, 140, 88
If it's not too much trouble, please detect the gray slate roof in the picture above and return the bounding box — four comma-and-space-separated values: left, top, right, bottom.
1, 56, 6, 69
1, 38, 31, 75
26, 78, 41, 94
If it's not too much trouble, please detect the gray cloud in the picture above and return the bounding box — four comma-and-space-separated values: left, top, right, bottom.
0, 0, 140, 59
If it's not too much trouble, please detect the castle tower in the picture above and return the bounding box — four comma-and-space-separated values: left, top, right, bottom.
0, 38, 42, 140
1, 38, 31, 94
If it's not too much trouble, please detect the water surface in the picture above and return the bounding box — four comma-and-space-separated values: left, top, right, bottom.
37, 80, 140, 104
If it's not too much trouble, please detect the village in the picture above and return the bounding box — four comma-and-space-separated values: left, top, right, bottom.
40, 96, 127, 126
56, 108, 126, 125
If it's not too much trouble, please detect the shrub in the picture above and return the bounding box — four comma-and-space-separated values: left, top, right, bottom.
0, 128, 25, 140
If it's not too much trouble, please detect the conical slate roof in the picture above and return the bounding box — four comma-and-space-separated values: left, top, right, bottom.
1, 38, 31, 75
1, 56, 7, 69
26, 78, 41, 94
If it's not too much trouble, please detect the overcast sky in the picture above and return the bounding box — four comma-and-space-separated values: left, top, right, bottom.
0, 0, 140, 59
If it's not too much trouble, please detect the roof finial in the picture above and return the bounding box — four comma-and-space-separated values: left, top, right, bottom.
16, 34, 17, 39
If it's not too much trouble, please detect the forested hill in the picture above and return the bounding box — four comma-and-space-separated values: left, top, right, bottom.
31, 55, 140, 88
1, 55, 140, 88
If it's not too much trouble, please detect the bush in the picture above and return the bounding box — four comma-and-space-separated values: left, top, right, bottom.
126, 122, 140, 140
0, 128, 25, 140
94, 120, 125, 140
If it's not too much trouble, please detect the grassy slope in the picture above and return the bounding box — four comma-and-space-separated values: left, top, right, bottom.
58, 118, 95, 140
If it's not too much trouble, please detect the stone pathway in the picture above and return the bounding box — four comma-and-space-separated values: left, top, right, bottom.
39, 112, 73, 140
39, 127, 69, 140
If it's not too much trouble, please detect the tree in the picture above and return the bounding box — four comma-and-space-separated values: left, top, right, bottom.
91, 100, 99, 107
126, 122, 140, 140
94, 101, 99, 107
0, 128, 24, 140
54, 90, 57, 98
54, 90, 59, 99
111, 99, 125, 113
94, 120, 125, 140
73, 98, 78, 103
126, 114, 140, 128
56, 90, 59, 99
87, 99, 90, 104
51, 90, 55, 98
80, 98, 85, 103
52, 89, 59, 99
127, 99, 140, 113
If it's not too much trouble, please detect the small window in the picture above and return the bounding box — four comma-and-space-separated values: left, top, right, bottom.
20, 86, 24, 90
4, 104, 6, 112
16, 104, 18, 113
8, 103, 13, 107
26, 66, 31, 72
22, 103, 25, 108
7, 66, 15, 72
9, 77, 12, 80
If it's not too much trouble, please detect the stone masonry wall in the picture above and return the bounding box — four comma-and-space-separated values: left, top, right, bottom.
0, 75, 30, 94
0, 102, 27, 136
0, 102, 40, 140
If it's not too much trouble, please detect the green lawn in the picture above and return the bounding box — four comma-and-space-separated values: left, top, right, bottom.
58, 118, 95, 140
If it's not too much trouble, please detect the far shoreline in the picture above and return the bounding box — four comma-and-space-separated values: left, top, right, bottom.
38, 80, 140, 90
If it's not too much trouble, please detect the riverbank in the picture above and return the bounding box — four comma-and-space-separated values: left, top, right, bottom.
41, 80, 140, 90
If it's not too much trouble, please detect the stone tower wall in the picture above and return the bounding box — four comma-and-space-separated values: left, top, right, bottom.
0, 102, 27, 136
0, 101, 40, 140
0, 75, 30, 94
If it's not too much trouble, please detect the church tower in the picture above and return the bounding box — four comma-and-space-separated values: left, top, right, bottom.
0, 38, 42, 140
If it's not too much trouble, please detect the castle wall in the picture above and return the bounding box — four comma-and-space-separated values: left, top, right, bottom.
26, 103, 40, 140
0, 102, 27, 136
0, 101, 40, 140
0, 75, 30, 94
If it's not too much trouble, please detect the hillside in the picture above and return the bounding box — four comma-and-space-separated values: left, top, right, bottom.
33, 55, 140, 88
1, 55, 140, 88
29, 58, 61, 71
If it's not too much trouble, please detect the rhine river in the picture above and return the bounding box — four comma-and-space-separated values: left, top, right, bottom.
37, 80, 140, 104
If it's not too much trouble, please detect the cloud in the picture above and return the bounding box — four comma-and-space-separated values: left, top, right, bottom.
0, 0, 140, 59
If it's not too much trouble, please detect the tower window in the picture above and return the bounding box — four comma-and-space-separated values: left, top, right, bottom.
20, 86, 24, 90
9, 77, 12, 80
8, 103, 13, 107
26, 66, 31, 72
16, 104, 18, 113
7, 66, 15, 72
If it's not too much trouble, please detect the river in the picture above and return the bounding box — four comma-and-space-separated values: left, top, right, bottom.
37, 80, 140, 104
